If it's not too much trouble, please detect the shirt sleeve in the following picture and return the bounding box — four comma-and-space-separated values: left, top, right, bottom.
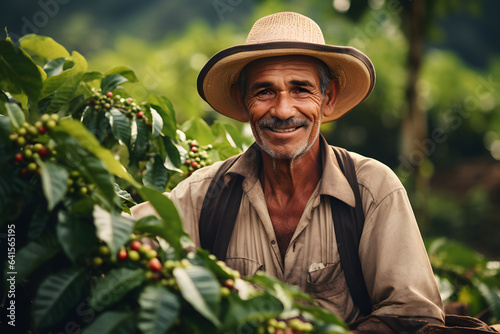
167, 177, 202, 246
359, 187, 445, 324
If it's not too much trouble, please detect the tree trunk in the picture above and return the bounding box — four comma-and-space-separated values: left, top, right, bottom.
401, 0, 428, 229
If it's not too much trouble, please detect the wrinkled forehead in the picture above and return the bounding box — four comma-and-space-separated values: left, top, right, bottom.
243, 55, 324, 76
239, 55, 326, 91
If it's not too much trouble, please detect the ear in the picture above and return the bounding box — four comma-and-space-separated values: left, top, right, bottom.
322, 79, 340, 118
231, 83, 249, 122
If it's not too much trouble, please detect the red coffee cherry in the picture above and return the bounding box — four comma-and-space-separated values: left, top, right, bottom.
148, 258, 162, 272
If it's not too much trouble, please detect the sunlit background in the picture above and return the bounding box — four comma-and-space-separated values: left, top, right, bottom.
2, 0, 500, 257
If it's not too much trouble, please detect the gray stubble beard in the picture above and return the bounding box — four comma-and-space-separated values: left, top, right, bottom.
251, 116, 322, 165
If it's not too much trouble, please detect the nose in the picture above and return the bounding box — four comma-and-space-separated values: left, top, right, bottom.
270, 92, 296, 120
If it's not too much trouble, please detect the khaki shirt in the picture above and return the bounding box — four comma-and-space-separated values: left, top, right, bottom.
132, 136, 444, 325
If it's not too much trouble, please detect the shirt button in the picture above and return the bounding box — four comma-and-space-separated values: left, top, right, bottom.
271, 240, 276, 245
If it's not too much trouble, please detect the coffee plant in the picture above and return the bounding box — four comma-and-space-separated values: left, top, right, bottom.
0, 34, 349, 333
426, 238, 500, 323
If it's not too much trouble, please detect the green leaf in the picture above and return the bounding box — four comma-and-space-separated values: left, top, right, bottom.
49, 130, 117, 209
57, 206, 99, 263
138, 285, 180, 334
81, 310, 136, 334
211, 121, 229, 143
130, 116, 149, 162
53, 119, 139, 187
114, 183, 137, 212
163, 137, 182, 172
181, 117, 215, 146
153, 134, 166, 161
135, 187, 186, 255
81, 108, 109, 143
43, 58, 66, 77
221, 293, 283, 331
5, 102, 25, 130
212, 121, 249, 150
143, 155, 169, 191
44, 52, 87, 113
19, 34, 70, 59
79, 155, 117, 209
472, 277, 500, 317
146, 95, 177, 138
149, 107, 163, 138
82, 71, 103, 82
33, 267, 87, 330
9, 233, 60, 283
101, 74, 128, 93
427, 237, 484, 273
224, 123, 249, 149
93, 205, 135, 258
36, 157, 69, 210
108, 108, 131, 146
133, 215, 163, 234
46, 70, 84, 113
0, 39, 44, 102
105, 66, 138, 83
213, 142, 241, 161
435, 275, 455, 302
297, 304, 349, 333
27, 195, 51, 239
190, 248, 235, 281
457, 285, 483, 315
40, 51, 87, 99
173, 266, 221, 327
90, 267, 145, 310
250, 272, 315, 308
0, 114, 11, 139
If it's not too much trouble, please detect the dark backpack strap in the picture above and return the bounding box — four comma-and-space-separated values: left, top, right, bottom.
199, 155, 243, 261
330, 146, 373, 316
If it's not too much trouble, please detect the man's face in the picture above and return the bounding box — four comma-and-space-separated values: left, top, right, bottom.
243, 56, 330, 160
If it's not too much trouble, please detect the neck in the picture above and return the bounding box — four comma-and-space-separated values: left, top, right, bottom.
260, 138, 322, 203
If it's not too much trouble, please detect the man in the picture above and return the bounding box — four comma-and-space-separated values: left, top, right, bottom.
132, 12, 444, 333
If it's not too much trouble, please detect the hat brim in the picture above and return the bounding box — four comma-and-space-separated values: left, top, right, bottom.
197, 41, 375, 123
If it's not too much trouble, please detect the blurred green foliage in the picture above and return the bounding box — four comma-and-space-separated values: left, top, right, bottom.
88, 21, 247, 124
427, 237, 500, 322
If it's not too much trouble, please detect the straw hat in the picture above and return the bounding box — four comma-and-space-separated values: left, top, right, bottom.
197, 12, 375, 123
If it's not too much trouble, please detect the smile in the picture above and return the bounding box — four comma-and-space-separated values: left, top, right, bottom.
271, 127, 299, 133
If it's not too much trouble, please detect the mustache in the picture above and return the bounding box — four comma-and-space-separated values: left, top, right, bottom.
257, 117, 308, 129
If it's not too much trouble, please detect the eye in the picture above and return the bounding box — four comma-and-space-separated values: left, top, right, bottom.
257, 89, 271, 96
254, 89, 274, 99
293, 87, 311, 95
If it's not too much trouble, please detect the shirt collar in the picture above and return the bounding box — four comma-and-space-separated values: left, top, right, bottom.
225, 135, 355, 207
225, 142, 262, 188
317, 135, 356, 207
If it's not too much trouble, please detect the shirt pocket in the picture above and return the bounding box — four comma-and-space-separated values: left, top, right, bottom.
305, 261, 348, 299
225, 257, 263, 277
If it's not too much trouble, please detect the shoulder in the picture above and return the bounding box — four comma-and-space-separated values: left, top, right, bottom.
346, 150, 406, 208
